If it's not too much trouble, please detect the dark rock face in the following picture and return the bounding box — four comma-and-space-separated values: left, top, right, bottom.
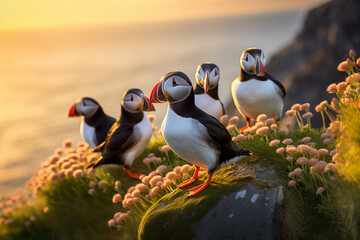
138, 162, 283, 240
227, 0, 360, 127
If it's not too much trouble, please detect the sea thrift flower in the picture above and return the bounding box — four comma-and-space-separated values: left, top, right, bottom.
301, 137, 311, 143
265, 118, 275, 126
73, 169, 83, 178
316, 187, 325, 195
302, 112, 313, 119
308, 158, 319, 166
229, 116, 239, 125
285, 110, 296, 116
309, 148, 318, 157
324, 163, 337, 173
337, 61, 349, 72
296, 157, 307, 165
270, 124, 278, 130
234, 134, 247, 142
142, 176, 151, 184
256, 114, 267, 122
108, 219, 116, 227
337, 82, 348, 91
288, 171, 296, 178
292, 168, 302, 176
329, 150, 337, 157
321, 133, 330, 139
88, 188, 95, 195
297, 144, 312, 154
220, 115, 229, 124
323, 138, 332, 145
112, 194, 122, 204
286, 156, 294, 161
291, 104, 301, 111
286, 146, 297, 154
226, 125, 235, 132
149, 176, 162, 187
149, 186, 160, 197
180, 164, 191, 174
357, 58, 360, 67
160, 145, 171, 153
276, 147, 285, 154
165, 171, 178, 180
62, 139, 73, 148
173, 166, 181, 174
64, 169, 73, 176
309, 142, 317, 147
346, 73, 360, 83
131, 190, 140, 198
256, 126, 269, 136
318, 148, 329, 156
300, 103, 310, 111
98, 181, 106, 188
312, 161, 327, 171
332, 153, 340, 163
327, 83, 337, 93
135, 183, 147, 192
288, 180, 296, 187
156, 165, 167, 174
269, 139, 280, 147
282, 139, 293, 145
254, 122, 265, 129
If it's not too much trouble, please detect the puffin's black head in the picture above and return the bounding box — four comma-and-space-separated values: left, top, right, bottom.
68, 97, 101, 118
150, 71, 193, 104
240, 47, 266, 77
195, 62, 220, 94
121, 88, 155, 113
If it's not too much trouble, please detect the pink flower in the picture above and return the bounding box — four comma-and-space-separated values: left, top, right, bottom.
62, 139, 73, 148
308, 158, 319, 166
270, 124, 278, 130
327, 83, 337, 93
285, 110, 296, 116
108, 219, 116, 227
312, 161, 327, 171
269, 139, 280, 147
296, 157, 307, 165
88, 188, 95, 195
72, 169, 83, 178
302, 112, 313, 119
164, 179, 172, 187
357, 58, 360, 67
346, 73, 360, 83
256, 126, 269, 136
156, 165, 168, 174
332, 153, 340, 163
149, 186, 160, 197
149, 175, 162, 187
127, 186, 136, 194
254, 122, 265, 129
229, 116, 239, 125
324, 163, 337, 173
165, 171, 178, 180
234, 134, 247, 142
256, 114, 267, 122
98, 180, 106, 188
160, 145, 171, 153
286, 146, 297, 154
89, 181, 97, 188
265, 118, 275, 126
316, 187, 325, 195
293, 168, 303, 176
349, 49, 356, 58
300, 103, 310, 111
131, 190, 140, 198
309, 148, 318, 157
323, 138, 332, 145
291, 104, 301, 111
318, 148, 329, 156
309, 142, 317, 147
173, 166, 181, 174
220, 115, 229, 124
337, 82, 348, 91
180, 164, 191, 174
301, 137, 311, 143
112, 194, 122, 204
147, 114, 156, 122
142, 157, 152, 165
337, 61, 349, 72
288, 171, 296, 178
297, 144, 312, 154
286, 156, 294, 161
321, 133, 330, 139
64, 169, 73, 176
226, 125, 235, 132
329, 150, 337, 157
135, 183, 147, 192
288, 180, 296, 187
276, 147, 285, 154
282, 139, 293, 145
141, 176, 150, 184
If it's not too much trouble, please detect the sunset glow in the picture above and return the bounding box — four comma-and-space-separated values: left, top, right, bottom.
0, 0, 328, 31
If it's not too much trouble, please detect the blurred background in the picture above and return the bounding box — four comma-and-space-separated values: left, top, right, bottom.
2, 0, 358, 195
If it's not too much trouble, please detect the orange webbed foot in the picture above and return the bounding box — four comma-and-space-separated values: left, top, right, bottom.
187, 173, 212, 197
177, 166, 200, 188
124, 168, 144, 180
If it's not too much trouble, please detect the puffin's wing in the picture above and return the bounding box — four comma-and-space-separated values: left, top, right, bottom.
104, 125, 137, 153
266, 73, 286, 98
93, 141, 105, 152
191, 108, 232, 146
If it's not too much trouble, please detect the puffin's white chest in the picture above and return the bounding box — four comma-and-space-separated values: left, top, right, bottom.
231, 79, 284, 120
195, 94, 223, 119
123, 115, 153, 166
161, 107, 217, 170
80, 118, 97, 148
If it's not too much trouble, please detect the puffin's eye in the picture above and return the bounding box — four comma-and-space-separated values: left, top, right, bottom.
130, 95, 134, 101
244, 54, 248, 61
83, 101, 87, 106
214, 70, 218, 76
172, 79, 177, 86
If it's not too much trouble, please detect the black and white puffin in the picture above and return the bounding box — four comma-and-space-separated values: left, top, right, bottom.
68, 97, 116, 148
231, 47, 286, 130
150, 72, 251, 196
88, 89, 155, 179
194, 62, 225, 119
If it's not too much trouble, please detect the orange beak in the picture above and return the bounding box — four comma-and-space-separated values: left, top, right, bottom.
68, 103, 79, 117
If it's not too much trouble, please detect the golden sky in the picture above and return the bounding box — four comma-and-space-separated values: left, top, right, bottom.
0, 0, 328, 31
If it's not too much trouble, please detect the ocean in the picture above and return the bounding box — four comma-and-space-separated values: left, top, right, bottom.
0, 10, 306, 195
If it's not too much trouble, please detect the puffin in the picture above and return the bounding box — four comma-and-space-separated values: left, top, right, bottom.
68, 97, 116, 148
231, 47, 286, 130
88, 88, 155, 179
150, 72, 251, 196
194, 62, 225, 119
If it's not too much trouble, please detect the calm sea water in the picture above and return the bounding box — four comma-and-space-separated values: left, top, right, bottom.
0, 10, 305, 195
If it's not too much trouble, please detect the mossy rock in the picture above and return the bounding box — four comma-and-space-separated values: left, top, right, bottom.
138, 162, 283, 240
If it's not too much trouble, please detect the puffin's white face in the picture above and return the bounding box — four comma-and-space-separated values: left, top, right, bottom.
75, 98, 99, 117
195, 64, 220, 93
240, 49, 266, 76
163, 75, 192, 103
122, 93, 144, 113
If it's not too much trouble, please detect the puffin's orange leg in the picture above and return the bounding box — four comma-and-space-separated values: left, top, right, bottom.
178, 166, 200, 188
123, 167, 144, 180
240, 118, 252, 131
187, 173, 213, 196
